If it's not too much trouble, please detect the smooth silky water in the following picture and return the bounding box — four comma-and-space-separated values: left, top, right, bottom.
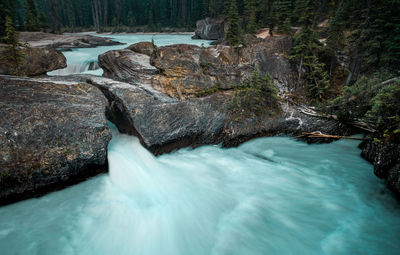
0, 123, 399, 255
1, 34, 400, 254
47, 33, 212, 76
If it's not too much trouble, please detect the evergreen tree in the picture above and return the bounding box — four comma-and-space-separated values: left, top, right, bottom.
2, 16, 25, 75
293, 0, 307, 25
0, 0, 16, 39
232, 66, 279, 117
345, 0, 400, 82
24, 0, 38, 31
148, 9, 154, 31
245, 0, 258, 34
247, 10, 258, 35
273, 0, 292, 33
291, 0, 330, 103
326, 1, 346, 52
38, 10, 47, 28
225, 0, 243, 47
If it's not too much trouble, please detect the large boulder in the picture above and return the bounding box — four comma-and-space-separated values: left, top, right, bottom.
88, 76, 351, 155
0, 47, 67, 76
99, 36, 296, 99
0, 76, 112, 205
193, 17, 226, 40
127, 41, 156, 56
99, 49, 158, 84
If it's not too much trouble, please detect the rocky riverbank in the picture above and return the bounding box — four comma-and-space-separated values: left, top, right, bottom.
0, 47, 66, 76
0, 32, 398, 204
0, 32, 123, 76
360, 138, 400, 197
18, 32, 123, 49
0, 76, 111, 205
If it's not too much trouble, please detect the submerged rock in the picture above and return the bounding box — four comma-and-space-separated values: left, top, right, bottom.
360, 139, 400, 197
0, 47, 66, 76
193, 17, 226, 40
0, 76, 112, 205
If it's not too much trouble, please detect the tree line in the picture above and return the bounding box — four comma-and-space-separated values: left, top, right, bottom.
0, 0, 345, 34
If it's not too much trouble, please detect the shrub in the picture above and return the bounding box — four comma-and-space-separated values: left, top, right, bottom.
324, 72, 400, 139
231, 67, 279, 118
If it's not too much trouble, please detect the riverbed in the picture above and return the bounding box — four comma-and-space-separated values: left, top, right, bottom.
1, 34, 399, 255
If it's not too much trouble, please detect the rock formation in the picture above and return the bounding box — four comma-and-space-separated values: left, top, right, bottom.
99, 49, 158, 84
192, 17, 226, 40
19, 32, 123, 49
99, 36, 296, 99
0, 47, 67, 76
0, 76, 112, 205
360, 139, 400, 197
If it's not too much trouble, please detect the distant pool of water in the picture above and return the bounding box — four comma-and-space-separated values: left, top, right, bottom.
48, 33, 212, 76
1, 124, 399, 255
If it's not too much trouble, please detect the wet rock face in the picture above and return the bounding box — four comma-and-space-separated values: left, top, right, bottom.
0, 76, 112, 205
360, 140, 400, 197
89, 76, 350, 156
193, 17, 226, 40
0, 47, 67, 76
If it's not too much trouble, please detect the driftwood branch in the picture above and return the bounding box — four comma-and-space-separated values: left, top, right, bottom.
297, 131, 368, 141
379, 77, 400, 86
296, 104, 377, 133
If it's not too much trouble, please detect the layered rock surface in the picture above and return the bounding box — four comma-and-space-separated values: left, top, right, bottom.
99, 49, 158, 84
0, 76, 112, 205
86, 76, 351, 155
99, 36, 297, 99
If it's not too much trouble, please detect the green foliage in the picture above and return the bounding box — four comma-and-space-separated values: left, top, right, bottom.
38, 10, 47, 28
303, 55, 330, 103
344, 0, 400, 75
247, 10, 258, 35
365, 83, 400, 136
326, 2, 346, 52
291, 0, 329, 103
200, 61, 214, 72
2, 16, 25, 75
231, 67, 279, 118
24, 0, 38, 31
273, 0, 292, 33
0, 0, 16, 39
325, 73, 400, 138
225, 0, 244, 47
195, 85, 221, 97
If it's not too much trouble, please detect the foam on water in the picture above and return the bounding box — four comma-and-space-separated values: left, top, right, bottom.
0, 124, 399, 255
47, 34, 212, 76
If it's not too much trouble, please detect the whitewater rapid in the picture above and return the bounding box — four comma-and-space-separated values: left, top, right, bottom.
0, 123, 399, 255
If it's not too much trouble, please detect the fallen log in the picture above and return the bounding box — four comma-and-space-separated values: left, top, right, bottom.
296, 131, 368, 141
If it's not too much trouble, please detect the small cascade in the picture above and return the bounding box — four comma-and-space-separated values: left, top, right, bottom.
0, 122, 400, 255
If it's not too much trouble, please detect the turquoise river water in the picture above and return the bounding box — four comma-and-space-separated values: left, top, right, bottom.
1, 34, 399, 255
